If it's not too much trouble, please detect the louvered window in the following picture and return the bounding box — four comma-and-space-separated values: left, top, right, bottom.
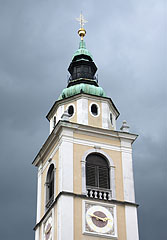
49, 168, 54, 199
46, 164, 54, 209
86, 154, 110, 189
86, 165, 96, 187
99, 166, 109, 189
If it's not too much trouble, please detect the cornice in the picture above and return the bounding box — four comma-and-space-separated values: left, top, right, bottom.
32, 120, 138, 166
46, 92, 120, 121
33, 191, 139, 231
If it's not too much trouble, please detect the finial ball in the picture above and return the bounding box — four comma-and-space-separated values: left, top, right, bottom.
78, 28, 86, 40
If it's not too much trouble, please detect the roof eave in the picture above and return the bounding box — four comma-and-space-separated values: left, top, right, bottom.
32, 120, 137, 167
46, 92, 120, 121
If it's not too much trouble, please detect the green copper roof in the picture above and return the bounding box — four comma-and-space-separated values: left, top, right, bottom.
58, 83, 106, 100
72, 40, 93, 61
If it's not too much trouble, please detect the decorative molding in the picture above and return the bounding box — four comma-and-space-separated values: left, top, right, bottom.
81, 148, 116, 199
46, 93, 120, 121
32, 121, 137, 166
33, 191, 139, 231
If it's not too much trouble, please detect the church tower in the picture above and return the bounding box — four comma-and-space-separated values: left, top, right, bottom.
33, 14, 139, 240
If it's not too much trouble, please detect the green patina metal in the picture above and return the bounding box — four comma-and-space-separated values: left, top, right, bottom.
72, 40, 93, 60
58, 39, 106, 100
58, 83, 106, 100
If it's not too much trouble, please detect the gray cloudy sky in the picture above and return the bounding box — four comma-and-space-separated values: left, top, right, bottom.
0, 0, 166, 239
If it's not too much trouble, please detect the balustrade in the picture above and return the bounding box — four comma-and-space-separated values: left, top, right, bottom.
86, 187, 112, 200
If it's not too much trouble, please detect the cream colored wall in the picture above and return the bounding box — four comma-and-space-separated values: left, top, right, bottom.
73, 144, 91, 194
116, 205, 127, 239
88, 100, 102, 128
73, 133, 124, 201
56, 98, 105, 129
74, 197, 127, 240
74, 132, 121, 147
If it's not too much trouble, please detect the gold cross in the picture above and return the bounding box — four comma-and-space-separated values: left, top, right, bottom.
76, 13, 88, 28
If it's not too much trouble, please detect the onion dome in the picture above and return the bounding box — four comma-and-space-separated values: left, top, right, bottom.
58, 83, 106, 100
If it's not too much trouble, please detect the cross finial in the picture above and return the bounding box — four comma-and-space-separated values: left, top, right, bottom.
76, 13, 87, 40
76, 13, 88, 29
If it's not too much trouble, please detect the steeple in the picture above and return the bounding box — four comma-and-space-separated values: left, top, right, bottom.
59, 14, 106, 100
68, 38, 98, 87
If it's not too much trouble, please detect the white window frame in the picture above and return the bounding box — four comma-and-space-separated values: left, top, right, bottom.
66, 103, 75, 119
45, 162, 56, 211
81, 149, 116, 199
89, 102, 100, 117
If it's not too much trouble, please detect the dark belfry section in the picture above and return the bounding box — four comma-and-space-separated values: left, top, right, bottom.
67, 40, 98, 87
86, 153, 110, 190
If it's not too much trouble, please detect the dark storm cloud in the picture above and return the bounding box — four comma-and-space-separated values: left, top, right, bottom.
0, 0, 166, 239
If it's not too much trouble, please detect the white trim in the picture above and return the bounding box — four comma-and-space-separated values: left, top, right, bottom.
36, 164, 42, 223
57, 105, 64, 122
58, 129, 73, 192
102, 102, 109, 129
57, 196, 62, 240
81, 159, 87, 195
42, 144, 59, 173
89, 102, 100, 117
52, 208, 55, 240
35, 228, 39, 240
66, 103, 75, 119
47, 93, 119, 121
77, 98, 88, 125
82, 148, 115, 168
67, 137, 123, 153
57, 195, 74, 240
110, 166, 116, 200
50, 105, 64, 132
33, 121, 137, 166
81, 148, 116, 199
44, 163, 56, 212
41, 219, 44, 240
125, 206, 139, 240
121, 139, 135, 202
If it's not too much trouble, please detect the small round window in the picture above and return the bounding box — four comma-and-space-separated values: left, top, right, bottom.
68, 105, 74, 117
91, 104, 98, 116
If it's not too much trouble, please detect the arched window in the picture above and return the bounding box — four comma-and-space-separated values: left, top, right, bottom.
46, 164, 54, 209
86, 153, 110, 189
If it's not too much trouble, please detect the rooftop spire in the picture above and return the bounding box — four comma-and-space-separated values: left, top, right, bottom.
76, 13, 87, 40
58, 16, 107, 100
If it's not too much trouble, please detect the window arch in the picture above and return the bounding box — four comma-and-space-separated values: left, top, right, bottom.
81, 149, 116, 199
46, 164, 54, 209
86, 153, 110, 189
